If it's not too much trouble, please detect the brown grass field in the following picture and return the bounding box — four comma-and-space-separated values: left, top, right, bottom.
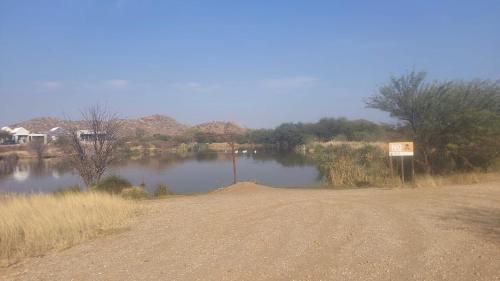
0, 192, 137, 267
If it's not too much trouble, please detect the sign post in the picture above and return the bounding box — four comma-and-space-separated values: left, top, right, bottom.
389, 142, 414, 184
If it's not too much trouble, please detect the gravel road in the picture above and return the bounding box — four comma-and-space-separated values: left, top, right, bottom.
2, 181, 499, 281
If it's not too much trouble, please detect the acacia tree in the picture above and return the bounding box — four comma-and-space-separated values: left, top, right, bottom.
366, 71, 500, 173
68, 105, 121, 186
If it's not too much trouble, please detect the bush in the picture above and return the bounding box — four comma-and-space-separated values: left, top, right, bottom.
315, 144, 389, 187
95, 175, 132, 194
121, 187, 149, 200
153, 183, 172, 197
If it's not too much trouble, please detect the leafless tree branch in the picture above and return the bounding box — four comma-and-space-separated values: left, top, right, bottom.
67, 104, 122, 186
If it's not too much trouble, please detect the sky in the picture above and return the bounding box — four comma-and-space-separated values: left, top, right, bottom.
1, 0, 499, 128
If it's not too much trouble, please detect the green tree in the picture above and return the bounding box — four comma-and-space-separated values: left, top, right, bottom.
367, 71, 500, 173
0, 130, 12, 144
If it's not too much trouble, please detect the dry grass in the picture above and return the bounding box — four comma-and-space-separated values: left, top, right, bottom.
414, 172, 500, 188
0, 192, 137, 267
306, 140, 388, 153
207, 142, 261, 151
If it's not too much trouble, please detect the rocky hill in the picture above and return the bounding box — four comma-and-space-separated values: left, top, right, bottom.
9, 117, 69, 133
8, 115, 246, 137
193, 121, 248, 135
120, 114, 189, 136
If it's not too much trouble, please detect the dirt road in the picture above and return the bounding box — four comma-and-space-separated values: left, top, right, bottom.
2, 181, 499, 281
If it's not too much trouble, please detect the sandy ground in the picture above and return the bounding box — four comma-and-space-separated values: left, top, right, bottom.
1, 181, 500, 281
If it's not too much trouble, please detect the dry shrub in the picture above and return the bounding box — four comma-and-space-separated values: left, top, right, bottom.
315, 144, 390, 187
152, 183, 176, 198
0, 192, 137, 267
309, 140, 388, 153
121, 187, 149, 200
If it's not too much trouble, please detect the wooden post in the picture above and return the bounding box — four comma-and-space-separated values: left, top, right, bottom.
411, 156, 415, 181
389, 156, 393, 178
400, 156, 405, 185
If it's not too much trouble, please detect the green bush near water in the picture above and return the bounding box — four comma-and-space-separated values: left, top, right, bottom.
95, 175, 132, 194
153, 183, 173, 197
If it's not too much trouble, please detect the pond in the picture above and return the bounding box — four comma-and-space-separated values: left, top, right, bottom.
0, 152, 323, 194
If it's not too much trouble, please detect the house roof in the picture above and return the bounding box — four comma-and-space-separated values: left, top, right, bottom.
1, 126, 12, 132
12, 127, 30, 135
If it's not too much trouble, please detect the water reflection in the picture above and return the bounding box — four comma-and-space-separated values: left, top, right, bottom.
13, 166, 29, 181
0, 152, 322, 193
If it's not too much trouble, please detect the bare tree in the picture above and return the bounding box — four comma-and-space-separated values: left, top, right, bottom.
29, 139, 46, 161
68, 105, 121, 187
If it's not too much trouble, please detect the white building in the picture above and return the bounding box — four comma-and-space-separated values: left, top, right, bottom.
1, 127, 47, 144
77, 129, 106, 141
48, 127, 66, 141
28, 133, 48, 144
11, 127, 30, 143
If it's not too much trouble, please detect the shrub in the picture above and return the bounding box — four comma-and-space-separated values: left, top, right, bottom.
153, 183, 172, 197
315, 144, 389, 187
121, 187, 149, 200
95, 175, 132, 194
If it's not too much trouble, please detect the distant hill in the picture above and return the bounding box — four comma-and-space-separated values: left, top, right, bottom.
9, 117, 69, 133
8, 115, 246, 137
121, 114, 189, 136
193, 121, 248, 135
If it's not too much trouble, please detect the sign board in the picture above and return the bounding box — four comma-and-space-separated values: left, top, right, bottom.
389, 142, 414, 156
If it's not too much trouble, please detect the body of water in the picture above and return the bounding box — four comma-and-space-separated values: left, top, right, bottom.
0, 152, 322, 194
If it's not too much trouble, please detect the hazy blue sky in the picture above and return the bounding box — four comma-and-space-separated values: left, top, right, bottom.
1, 0, 499, 128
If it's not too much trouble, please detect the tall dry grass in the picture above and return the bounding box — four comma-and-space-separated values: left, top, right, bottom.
413, 171, 500, 188
315, 144, 391, 187
309, 140, 388, 151
0, 192, 137, 267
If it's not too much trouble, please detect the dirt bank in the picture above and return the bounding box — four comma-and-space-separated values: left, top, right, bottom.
1, 182, 499, 280
0, 145, 63, 159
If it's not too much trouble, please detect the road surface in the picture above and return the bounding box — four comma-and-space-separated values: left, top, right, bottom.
2, 181, 500, 280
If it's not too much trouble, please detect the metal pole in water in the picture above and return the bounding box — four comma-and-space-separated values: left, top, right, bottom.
231, 142, 237, 184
